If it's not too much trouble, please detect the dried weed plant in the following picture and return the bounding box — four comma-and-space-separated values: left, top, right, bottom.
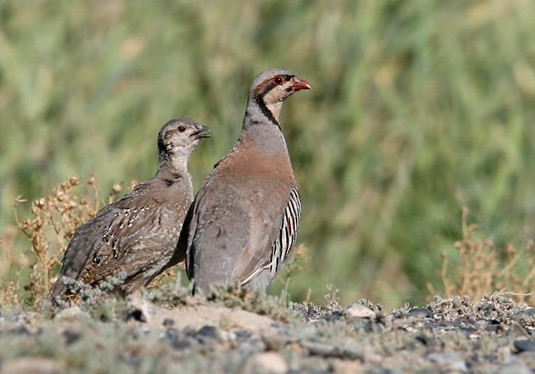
428, 206, 535, 305
1, 176, 125, 308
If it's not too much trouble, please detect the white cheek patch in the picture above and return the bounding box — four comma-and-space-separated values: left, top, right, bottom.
263, 88, 283, 104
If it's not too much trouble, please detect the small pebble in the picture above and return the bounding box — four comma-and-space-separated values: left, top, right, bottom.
164, 327, 180, 339
331, 359, 363, 374
163, 318, 175, 327
53, 306, 89, 321
196, 325, 222, 343
235, 329, 252, 339
243, 352, 288, 374
427, 352, 467, 372
346, 303, 376, 319
182, 325, 197, 336
408, 307, 432, 318
169, 338, 191, 350
198, 325, 218, 338
301, 340, 336, 357
62, 329, 80, 345
514, 339, 535, 353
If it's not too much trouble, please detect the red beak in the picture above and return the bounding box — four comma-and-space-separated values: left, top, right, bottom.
290, 77, 312, 91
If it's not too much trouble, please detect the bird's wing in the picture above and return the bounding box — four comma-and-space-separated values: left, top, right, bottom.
233, 186, 301, 285
184, 172, 300, 288
53, 181, 177, 290
51, 203, 119, 297
184, 180, 251, 285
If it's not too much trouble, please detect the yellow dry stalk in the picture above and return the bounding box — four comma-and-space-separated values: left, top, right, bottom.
7, 176, 138, 308
12, 177, 101, 306
429, 206, 535, 305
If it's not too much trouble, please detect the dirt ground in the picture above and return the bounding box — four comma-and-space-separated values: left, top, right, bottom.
1, 292, 535, 374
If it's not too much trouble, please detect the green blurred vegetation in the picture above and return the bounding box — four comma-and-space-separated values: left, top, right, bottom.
1, 0, 535, 308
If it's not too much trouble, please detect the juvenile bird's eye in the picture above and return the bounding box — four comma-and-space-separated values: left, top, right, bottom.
178, 126, 186, 132
274, 76, 284, 85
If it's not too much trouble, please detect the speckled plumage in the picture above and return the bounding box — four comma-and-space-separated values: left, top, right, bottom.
50, 118, 210, 303
179, 68, 311, 294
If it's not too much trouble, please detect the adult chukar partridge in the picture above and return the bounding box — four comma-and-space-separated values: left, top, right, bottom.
50, 118, 211, 305
178, 68, 311, 294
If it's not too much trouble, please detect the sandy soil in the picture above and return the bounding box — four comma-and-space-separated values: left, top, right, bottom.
1, 294, 535, 374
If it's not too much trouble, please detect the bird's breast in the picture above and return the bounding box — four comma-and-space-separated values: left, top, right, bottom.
216, 147, 296, 184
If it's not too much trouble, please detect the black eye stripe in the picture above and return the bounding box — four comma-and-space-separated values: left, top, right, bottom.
252, 73, 298, 127
275, 75, 294, 84
260, 75, 295, 96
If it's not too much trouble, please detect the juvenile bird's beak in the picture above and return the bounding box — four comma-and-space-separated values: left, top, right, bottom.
192, 124, 212, 139
290, 77, 312, 91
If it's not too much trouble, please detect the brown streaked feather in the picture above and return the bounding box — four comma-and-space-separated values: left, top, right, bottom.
54, 177, 191, 296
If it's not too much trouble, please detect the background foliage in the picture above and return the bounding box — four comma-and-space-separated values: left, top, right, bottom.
2, 0, 535, 308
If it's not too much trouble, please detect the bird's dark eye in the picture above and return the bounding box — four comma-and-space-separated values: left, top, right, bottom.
178, 126, 186, 132
274, 76, 284, 85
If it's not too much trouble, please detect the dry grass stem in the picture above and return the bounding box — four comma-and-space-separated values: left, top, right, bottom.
429, 207, 535, 305
4, 177, 127, 308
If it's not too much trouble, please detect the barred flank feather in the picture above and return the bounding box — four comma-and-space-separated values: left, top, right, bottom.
269, 188, 301, 274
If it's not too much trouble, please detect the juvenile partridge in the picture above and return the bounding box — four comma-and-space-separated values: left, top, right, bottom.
178, 68, 311, 294
50, 118, 211, 304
